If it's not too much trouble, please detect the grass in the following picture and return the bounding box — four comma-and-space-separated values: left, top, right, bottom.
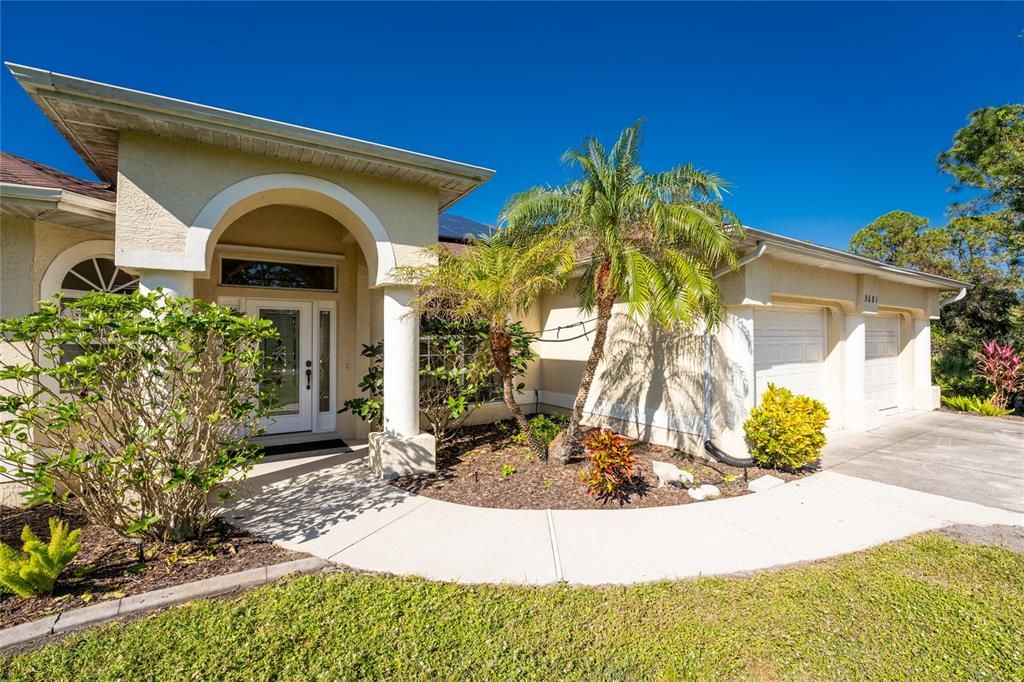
3, 534, 1023, 681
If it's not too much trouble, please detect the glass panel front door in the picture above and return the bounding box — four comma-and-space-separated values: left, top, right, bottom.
261, 309, 301, 416
246, 300, 314, 434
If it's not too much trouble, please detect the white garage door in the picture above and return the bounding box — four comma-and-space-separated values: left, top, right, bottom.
865, 315, 900, 410
753, 308, 827, 404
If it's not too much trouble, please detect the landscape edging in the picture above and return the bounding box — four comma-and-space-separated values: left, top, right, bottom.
1, 556, 329, 653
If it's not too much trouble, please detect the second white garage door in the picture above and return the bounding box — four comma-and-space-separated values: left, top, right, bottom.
753, 308, 827, 405
865, 315, 900, 410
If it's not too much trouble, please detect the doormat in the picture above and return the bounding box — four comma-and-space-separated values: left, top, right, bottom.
258, 438, 350, 458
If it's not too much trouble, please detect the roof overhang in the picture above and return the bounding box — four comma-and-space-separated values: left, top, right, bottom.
0, 182, 115, 232
740, 227, 968, 290
6, 63, 495, 211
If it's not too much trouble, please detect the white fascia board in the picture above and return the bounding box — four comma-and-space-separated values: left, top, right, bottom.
742, 227, 969, 290
0, 182, 115, 222
6, 62, 496, 186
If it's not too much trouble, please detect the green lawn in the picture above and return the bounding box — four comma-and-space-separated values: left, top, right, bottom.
4, 534, 1023, 681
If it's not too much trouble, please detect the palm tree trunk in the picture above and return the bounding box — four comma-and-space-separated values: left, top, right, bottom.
490, 329, 547, 460
552, 265, 616, 464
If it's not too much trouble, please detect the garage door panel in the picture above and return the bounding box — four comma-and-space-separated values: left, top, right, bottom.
754, 308, 827, 405
865, 316, 899, 410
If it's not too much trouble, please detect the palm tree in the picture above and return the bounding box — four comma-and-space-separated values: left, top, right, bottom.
394, 237, 574, 460
501, 121, 741, 463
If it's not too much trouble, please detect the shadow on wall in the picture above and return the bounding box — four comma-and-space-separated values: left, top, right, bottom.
592, 315, 704, 443
542, 312, 755, 446
715, 313, 753, 434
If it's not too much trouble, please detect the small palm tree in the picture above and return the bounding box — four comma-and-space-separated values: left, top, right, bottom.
395, 237, 574, 459
502, 121, 741, 462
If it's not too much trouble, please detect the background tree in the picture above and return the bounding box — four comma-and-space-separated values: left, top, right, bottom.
395, 238, 574, 459
937, 104, 1024, 225
502, 121, 740, 462
848, 210, 952, 274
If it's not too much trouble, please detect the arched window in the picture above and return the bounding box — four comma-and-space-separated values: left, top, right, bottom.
59, 257, 139, 297
40, 240, 138, 302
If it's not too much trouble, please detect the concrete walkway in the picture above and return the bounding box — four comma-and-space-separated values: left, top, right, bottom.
224, 433, 1024, 586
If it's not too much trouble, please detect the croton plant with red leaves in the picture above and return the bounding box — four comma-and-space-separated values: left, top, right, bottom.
580, 429, 638, 504
975, 340, 1023, 409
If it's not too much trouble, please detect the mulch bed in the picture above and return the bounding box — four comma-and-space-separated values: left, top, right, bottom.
391, 420, 806, 510
1, 502, 306, 629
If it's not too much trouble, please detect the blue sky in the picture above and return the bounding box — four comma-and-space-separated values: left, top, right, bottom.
1, 2, 1021, 248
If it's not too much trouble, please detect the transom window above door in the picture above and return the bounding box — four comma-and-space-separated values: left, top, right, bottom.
220, 258, 336, 291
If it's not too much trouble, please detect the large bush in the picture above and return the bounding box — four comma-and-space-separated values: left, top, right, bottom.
0, 291, 276, 542
743, 384, 829, 471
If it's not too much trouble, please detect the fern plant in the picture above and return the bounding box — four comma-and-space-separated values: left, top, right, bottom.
941, 394, 1013, 417
0, 517, 81, 597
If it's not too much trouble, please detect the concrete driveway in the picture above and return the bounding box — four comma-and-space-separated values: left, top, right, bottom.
822, 410, 1024, 513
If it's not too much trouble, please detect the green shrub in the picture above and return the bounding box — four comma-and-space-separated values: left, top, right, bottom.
934, 353, 988, 398
0, 291, 276, 542
0, 517, 81, 597
942, 394, 1013, 416
744, 384, 829, 471
512, 413, 568, 446
500, 464, 517, 478
580, 429, 638, 503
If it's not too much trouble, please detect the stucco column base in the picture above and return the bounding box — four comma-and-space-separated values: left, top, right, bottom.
843, 400, 872, 432
913, 386, 941, 410
368, 431, 436, 480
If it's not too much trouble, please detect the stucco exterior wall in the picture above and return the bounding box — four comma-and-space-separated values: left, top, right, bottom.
534, 283, 706, 451
115, 132, 440, 284
2, 216, 115, 314
1, 215, 35, 318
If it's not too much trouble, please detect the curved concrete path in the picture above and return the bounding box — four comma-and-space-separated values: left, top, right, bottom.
224, 443, 1024, 586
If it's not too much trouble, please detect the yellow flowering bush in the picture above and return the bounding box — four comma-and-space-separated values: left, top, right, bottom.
744, 384, 829, 471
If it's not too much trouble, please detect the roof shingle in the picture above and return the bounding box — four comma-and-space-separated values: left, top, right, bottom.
0, 151, 115, 202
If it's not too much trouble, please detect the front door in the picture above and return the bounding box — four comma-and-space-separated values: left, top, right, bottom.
246, 300, 315, 434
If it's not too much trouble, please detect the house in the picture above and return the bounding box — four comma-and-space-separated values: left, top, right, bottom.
0, 64, 966, 481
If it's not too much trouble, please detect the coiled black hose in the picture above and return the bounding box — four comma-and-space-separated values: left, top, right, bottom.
703, 439, 755, 468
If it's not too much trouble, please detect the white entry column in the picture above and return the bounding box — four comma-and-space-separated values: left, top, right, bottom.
911, 318, 940, 409
368, 285, 436, 479
382, 286, 419, 437
136, 269, 194, 298
843, 313, 869, 431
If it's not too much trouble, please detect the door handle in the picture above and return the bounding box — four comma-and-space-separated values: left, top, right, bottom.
305, 360, 312, 390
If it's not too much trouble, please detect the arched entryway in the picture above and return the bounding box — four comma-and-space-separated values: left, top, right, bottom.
111, 173, 432, 476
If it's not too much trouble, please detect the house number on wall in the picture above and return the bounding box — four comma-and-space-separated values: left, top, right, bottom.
864, 294, 878, 304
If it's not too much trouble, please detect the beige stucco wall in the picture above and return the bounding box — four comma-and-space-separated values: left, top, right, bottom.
534, 283, 706, 451
1, 216, 35, 318
1, 215, 115, 314
115, 132, 440, 284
